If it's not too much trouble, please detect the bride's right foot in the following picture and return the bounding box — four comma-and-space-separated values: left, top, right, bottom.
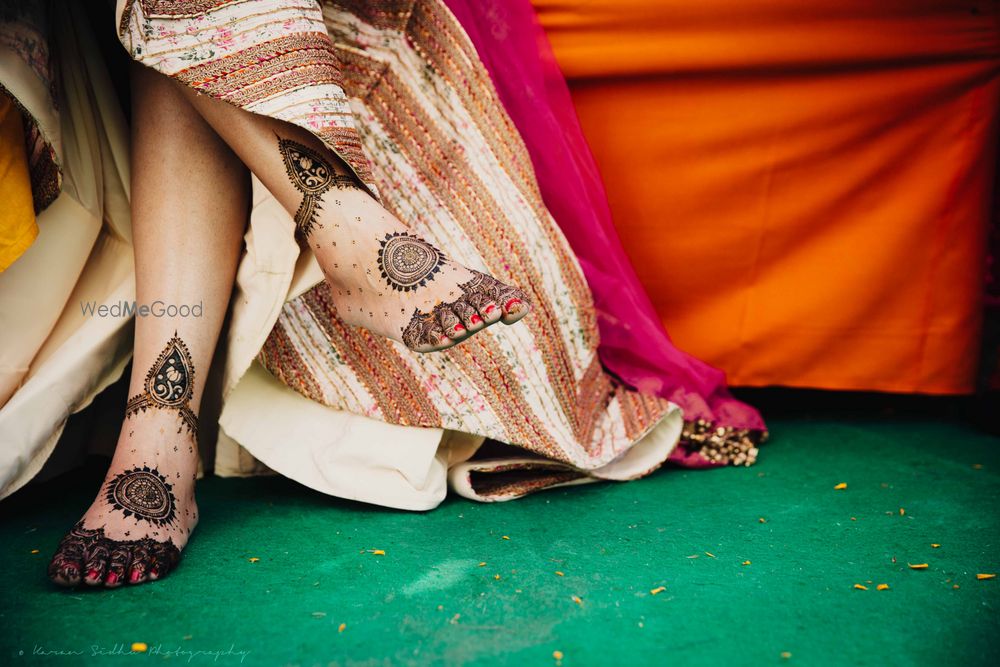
277, 137, 531, 352
48, 337, 200, 588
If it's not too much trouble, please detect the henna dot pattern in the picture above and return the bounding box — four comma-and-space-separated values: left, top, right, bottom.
104, 466, 177, 527
277, 136, 362, 237
378, 231, 446, 292
125, 334, 197, 435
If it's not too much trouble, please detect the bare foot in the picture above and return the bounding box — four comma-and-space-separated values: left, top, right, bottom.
278, 138, 531, 352
48, 409, 198, 587
48, 339, 200, 588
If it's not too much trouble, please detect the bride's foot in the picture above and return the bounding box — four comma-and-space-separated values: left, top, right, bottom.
278, 138, 531, 352
48, 409, 198, 588
48, 337, 201, 588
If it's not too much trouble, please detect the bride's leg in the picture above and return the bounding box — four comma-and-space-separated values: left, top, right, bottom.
179, 86, 530, 353
47, 64, 248, 588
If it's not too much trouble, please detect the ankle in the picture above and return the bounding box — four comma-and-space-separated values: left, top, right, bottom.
126, 332, 201, 439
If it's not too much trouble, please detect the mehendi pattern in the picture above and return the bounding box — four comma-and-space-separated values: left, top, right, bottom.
125, 334, 197, 435
48, 522, 181, 586
377, 231, 446, 292
277, 136, 361, 237
400, 270, 529, 351
104, 466, 178, 527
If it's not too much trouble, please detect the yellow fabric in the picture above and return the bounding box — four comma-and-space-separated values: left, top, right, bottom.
0, 97, 38, 272
0, 4, 133, 497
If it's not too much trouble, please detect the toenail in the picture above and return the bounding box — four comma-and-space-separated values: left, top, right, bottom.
471, 315, 482, 324
129, 570, 142, 583
485, 305, 496, 314
454, 324, 465, 332
149, 568, 159, 579
504, 299, 522, 311
105, 572, 118, 585
86, 569, 99, 580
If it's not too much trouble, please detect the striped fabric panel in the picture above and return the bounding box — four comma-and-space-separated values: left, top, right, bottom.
121, 0, 676, 471
261, 1, 673, 470
119, 0, 377, 191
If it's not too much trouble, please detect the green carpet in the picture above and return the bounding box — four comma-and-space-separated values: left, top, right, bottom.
1, 416, 998, 666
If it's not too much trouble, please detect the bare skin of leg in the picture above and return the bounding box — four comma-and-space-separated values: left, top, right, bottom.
48, 65, 248, 588
179, 86, 530, 352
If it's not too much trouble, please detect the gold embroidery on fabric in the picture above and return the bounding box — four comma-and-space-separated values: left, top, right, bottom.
139, 0, 247, 18
680, 419, 767, 467
301, 286, 442, 425
0, 82, 61, 214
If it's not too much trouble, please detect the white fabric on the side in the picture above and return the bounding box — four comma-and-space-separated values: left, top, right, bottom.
448, 403, 682, 502
219, 361, 460, 511
0, 4, 134, 499
589, 404, 683, 480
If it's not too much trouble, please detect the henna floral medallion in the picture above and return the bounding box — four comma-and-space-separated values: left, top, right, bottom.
104, 466, 178, 527
125, 334, 197, 435
277, 136, 361, 237
378, 231, 446, 292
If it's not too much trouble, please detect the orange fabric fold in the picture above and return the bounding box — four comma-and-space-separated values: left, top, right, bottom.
534, 0, 1000, 393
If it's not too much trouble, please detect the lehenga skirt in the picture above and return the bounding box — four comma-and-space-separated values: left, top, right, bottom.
0, 0, 765, 508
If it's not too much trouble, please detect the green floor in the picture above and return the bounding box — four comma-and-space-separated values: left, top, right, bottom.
1, 415, 998, 666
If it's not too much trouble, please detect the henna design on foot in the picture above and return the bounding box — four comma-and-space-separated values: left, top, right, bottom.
455, 271, 529, 319
401, 307, 450, 351
104, 466, 178, 527
378, 231, 446, 292
400, 270, 531, 351
277, 136, 362, 237
125, 334, 198, 436
48, 522, 181, 588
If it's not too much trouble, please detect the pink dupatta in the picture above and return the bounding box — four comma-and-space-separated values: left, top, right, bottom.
443, 0, 767, 466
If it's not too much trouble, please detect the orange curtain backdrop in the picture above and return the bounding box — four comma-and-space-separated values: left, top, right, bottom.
532, 0, 1000, 393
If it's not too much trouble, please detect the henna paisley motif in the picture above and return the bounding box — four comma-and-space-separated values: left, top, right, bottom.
104, 466, 177, 526
378, 231, 446, 292
125, 334, 198, 435
277, 136, 362, 237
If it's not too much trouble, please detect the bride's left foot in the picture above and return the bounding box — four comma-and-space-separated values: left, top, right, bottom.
48, 335, 201, 588
47, 407, 199, 588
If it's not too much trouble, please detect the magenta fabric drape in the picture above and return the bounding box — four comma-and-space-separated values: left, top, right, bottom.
442, 0, 766, 465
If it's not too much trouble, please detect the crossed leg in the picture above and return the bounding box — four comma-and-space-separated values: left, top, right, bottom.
50, 51, 532, 586
48, 64, 248, 587
179, 86, 531, 352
